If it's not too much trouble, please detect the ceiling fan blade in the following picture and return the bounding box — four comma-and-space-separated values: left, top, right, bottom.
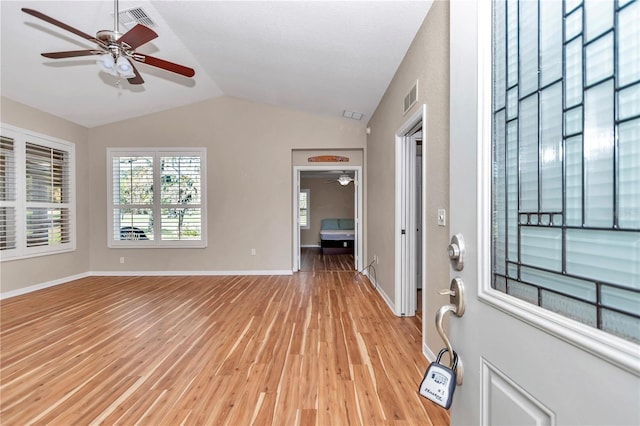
116, 24, 158, 50
42, 50, 105, 59
127, 62, 145, 85
21, 8, 105, 47
133, 54, 195, 78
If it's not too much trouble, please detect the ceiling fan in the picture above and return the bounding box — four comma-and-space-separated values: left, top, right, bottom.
21, 0, 195, 85
323, 173, 354, 186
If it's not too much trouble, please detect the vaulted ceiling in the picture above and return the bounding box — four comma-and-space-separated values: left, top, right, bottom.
1, 1, 432, 128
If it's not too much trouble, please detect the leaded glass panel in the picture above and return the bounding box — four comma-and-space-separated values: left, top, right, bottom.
491, 0, 640, 344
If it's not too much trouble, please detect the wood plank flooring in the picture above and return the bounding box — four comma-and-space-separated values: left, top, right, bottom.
0, 271, 449, 425
299, 247, 354, 272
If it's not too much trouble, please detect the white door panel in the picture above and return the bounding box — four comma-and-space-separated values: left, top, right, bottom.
448, 1, 640, 424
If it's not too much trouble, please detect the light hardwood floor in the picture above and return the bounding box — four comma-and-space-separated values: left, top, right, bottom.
0, 271, 448, 425
299, 247, 354, 272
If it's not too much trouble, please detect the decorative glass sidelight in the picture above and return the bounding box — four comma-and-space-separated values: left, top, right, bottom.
491, 0, 640, 343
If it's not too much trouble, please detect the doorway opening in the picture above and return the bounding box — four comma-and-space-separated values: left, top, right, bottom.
395, 105, 426, 317
292, 166, 363, 273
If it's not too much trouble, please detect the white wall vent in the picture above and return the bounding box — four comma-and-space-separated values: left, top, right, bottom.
403, 81, 418, 114
117, 8, 156, 28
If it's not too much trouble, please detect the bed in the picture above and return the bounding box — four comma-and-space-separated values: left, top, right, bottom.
320, 218, 355, 255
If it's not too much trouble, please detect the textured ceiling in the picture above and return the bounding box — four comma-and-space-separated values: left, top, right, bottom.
1, 1, 432, 128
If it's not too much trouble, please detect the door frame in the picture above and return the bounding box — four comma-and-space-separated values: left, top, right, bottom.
395, 105, 427, 317
292, 165, 363, 272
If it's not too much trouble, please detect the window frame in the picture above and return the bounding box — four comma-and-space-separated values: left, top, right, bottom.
299, 188, 310, 230
107, 147, 207, 249
0, 123, 76, 261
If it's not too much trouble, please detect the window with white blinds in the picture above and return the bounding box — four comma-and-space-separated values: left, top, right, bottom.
108, 148, 206, 248
0, 125, 75, 261
491, 0, 640, 343
0, 136, 17, 251
299, 189, 310, 229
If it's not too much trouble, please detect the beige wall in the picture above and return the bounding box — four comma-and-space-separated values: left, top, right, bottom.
365, 1, 450, 354
300, 177, 355, 246
88, 96, 365, 272
0, 97, 91, 294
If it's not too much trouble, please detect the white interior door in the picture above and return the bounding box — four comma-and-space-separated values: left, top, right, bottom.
448, 1, 640, 424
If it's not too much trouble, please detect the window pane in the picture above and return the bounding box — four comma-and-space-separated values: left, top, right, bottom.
584, 81, 614, 227
539, 0, 562, 86
585, 33, 613, 86
299, 189, 309, 228
519, 0, 538, 95
114, 208, 154, 241
565, 37, 583, 108
617, 83, 640, 121
0, 136, 16, 202
540, 83, 563, 212
584, 0, 613, 42
493, 0, 506, 110
618, 119, 640, 229
26, 142, 69, 203
113, 156, 153, 205
160, 156, 201, 205
160, 208, 201, 240
0, 137, 16, 251
617, 0, 640, 86
519, 95, 538, 211
506, 0, 518, 88
0, 206, 16, 250
26, 208, 70, 247
565, 135, 583, 226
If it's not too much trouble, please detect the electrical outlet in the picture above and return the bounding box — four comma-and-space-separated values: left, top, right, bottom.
251, 248, 256, 256
119, 257, 125, 264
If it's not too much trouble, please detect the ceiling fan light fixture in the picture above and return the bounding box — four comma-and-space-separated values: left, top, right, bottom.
116, 56, 135, 78
338, 175, 352, 186
98, 53, 118, 76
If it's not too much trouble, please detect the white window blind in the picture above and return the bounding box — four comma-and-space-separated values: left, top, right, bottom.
25, 142, 71, 248
299, 189, 310, 229
491, 0, 640, 344
0, 136, 17, 251
108, 148, 206, 248
0, 124, 76, 261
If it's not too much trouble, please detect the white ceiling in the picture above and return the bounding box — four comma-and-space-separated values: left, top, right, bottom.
1, 1, 432, 128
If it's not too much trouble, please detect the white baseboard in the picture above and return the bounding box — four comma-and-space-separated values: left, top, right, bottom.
0, 272, 90, 300
423, 342, 436, 362
364, 270, 397, 315
90, 270, 294, 277
0, 270, 293, 300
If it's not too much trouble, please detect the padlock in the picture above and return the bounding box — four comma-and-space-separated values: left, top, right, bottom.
418, 348, 458, 409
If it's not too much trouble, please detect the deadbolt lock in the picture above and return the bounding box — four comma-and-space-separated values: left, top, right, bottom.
448, 234, 465, 271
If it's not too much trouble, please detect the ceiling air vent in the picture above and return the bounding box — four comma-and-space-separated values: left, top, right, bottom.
117, 7, 156, 28
403, 81, 418, 114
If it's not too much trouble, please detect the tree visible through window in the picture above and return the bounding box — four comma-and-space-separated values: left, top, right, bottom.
108, 148, 206, 248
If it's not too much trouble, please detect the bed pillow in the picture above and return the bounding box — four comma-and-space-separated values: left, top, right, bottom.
321, 218, 340, 230
339, 218, 355, 230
